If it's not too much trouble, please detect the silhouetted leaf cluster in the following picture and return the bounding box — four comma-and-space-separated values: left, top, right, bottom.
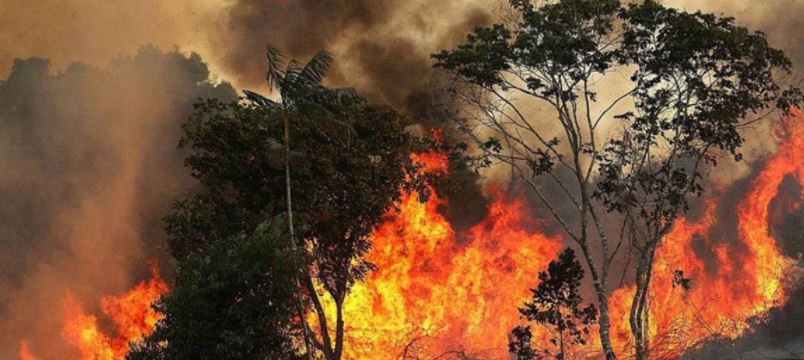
510, 249, 597, 360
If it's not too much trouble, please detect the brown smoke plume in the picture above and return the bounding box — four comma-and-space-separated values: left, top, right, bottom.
0, 48, 234, 358
1, 0, 803, 358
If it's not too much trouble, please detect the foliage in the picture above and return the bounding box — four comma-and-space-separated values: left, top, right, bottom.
434, 0, 800, 358
510, 249, 597, 360
127, 216, 305, 360
146, 47, 428, 360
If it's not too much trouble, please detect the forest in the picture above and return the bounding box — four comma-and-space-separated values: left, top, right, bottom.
1, 1, 803, 359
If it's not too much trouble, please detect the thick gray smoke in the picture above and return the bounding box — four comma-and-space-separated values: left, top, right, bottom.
0, 0, 802, 358
0, 47, 234, 358
211, 0, 495, 116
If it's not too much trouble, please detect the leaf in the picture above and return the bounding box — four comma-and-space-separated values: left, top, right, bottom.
242, 90, 278, 110
299, 50, 334, 87
265, 45, 286, 91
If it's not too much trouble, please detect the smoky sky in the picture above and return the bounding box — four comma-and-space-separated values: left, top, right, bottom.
0, 0, 803, 358
212, 0, 495, 117
0, 47, 234, 358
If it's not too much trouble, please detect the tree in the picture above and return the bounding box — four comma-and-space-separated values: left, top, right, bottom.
242, 47, 429, 359
136, 48, 428, 359
433, 1, 801, 359
127, 216, 305, 360
510, 248, 597, 360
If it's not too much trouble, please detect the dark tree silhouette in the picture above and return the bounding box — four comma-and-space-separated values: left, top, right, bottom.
510, 248, 597, 360
130, 48, 429, 360
127, 217, 305, 360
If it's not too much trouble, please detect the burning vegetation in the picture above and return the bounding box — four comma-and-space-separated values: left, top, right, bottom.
2, 1, 804, 360
21, 108, 802, 360
22, 265, 166, 360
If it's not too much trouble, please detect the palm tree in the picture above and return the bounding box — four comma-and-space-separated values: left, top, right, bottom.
244, 46, 355, 360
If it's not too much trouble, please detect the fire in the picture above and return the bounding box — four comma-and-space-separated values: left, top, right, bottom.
606, 109, 803, 357
343, 109, 802, 358
19, 109, 801, 359
334, 151, 563, 358
21, 263, 167, 360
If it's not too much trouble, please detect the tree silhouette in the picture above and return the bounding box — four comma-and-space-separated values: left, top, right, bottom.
510, 248, 597, 360
243, 47, 357, 359
133, 48, 427, 359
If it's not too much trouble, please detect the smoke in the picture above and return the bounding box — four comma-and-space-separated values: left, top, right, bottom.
0, 2, 499, 357
210, 0, 496, 114
0, 47, 234, 358
207, 0, 502, 228
0, 0, 803, 358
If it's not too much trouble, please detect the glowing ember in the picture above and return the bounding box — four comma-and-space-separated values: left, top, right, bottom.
21, 263, 166, 360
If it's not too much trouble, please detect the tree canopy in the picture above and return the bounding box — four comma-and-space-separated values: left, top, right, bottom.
434, 0, 801, 358
128, 216, 304, 360
132, 48, 429, 360
510, 249, 597, 360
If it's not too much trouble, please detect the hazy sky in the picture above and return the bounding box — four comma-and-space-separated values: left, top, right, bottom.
1, 1, 802, 358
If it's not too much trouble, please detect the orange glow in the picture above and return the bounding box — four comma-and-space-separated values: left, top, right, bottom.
22, 263, 167, 360
343, 109, 802, 358
606, 109, 802, 357
19, 341, 38, 360
20, 108, 801, 359
331, 151, 562, 358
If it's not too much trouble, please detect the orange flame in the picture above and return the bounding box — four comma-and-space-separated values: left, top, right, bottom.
20, 109, 801, 359
21, 263, 167, 360
344, 109, 802, 358
334, 151, 562, 358
607, 109, 802, 357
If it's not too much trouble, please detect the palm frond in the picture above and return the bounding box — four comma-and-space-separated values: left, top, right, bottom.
281, 60, 304, 103
243, 90, 279, 110
308, 86, 358, 107
265, 45, 286, 91
299, 50, 334, 87
285, 60, 303, 84
259, 45, 354, 111
332, 87, 357, 104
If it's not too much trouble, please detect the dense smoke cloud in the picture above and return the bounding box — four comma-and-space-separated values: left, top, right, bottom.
0, 47, 234, 358
212, 0, 496, 118
0, 0, 803, 358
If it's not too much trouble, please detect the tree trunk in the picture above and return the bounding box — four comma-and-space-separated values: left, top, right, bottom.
281, 111, 318, 360
630, 247, 657, 360
596, 287, 618, 360
305, 276, 335, 359
333, 300, 345, 360
578, 244, 618, 360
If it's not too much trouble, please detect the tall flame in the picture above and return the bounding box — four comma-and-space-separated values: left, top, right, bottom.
608, 109, 802, 357
343, 110, 802, 358
21, 263, 167, 360
19, 110, 801, 359
335, 151, 562, 358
